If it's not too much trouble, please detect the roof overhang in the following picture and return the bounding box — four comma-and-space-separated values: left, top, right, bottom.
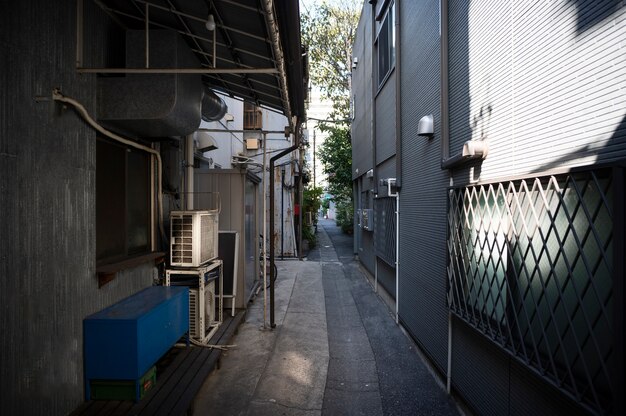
80, 0, 306, 127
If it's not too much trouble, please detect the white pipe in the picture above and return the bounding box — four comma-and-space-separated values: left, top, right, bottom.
52, 89, 166, 244
262, 132, 268, 328
387, 178, 399, 324
185, 134, 194, 210
447, 311, 453, 393
260, 0, 293, 131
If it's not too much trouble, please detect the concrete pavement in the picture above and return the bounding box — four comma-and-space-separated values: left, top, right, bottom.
193, 219, 460, 416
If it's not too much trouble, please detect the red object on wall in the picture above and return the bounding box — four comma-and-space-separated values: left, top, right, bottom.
294, 204, 300, 215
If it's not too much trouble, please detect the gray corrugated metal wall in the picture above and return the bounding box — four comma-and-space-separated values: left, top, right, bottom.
0, 2, 157, 414
375, 73, 397, 164
351, 5, 373, 181
398, 0, 450, 374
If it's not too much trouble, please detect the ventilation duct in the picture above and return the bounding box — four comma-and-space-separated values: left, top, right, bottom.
97, 30, 203, 138
202, 88, 228, 122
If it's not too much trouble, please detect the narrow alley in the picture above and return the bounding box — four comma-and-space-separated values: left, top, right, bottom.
193, 219, 460, 415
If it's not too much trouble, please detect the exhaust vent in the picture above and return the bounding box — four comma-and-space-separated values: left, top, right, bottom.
97, 30, 204, 138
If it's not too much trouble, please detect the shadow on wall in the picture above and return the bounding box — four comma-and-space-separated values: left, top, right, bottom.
568, 0, 624, 34
530, 114, 626, 174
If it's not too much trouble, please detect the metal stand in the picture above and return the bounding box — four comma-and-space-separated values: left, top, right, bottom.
165, 260, 223, 342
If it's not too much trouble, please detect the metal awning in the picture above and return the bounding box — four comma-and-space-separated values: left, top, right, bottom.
82, 0, 306, 124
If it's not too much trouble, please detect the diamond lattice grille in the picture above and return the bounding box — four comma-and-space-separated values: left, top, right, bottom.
447, 169, 614, 414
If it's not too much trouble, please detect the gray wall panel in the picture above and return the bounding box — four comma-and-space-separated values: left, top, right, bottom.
0, 2, 156, 414
451, 323, 510, 416
398, 0, 450, 374
351, 5, 373, 180
375, 72, 397, 164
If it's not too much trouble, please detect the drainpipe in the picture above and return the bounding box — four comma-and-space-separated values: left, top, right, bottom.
260, 0, 293, 133
270, 127, 300, 328
298, 147, 304, 260
51, 89, 167, 245
385, 178, 399, 324
262, 132, 268, 328
281, 166, 284, 260
185, 134, 194, 210
395, 0, 402, 188
441, 0, 454, 395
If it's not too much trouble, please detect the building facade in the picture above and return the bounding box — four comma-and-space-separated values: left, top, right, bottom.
351, 1, 625, 414
0, 1, 305, 414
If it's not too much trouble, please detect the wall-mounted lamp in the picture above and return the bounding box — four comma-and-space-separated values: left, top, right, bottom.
205, 14, 216, 31
352, 57, 358, 70
418, 114, 434, 137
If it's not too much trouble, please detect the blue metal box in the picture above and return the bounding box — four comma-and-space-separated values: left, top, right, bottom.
84, 286, 189, 400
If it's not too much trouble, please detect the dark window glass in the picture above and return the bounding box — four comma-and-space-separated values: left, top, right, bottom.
96, 138, 151, 262
377, 3, 395, 86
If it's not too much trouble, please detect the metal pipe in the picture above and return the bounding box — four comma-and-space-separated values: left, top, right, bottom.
52, 89, 166, 245
185, 134, 194, 210
298, 148, 303, 260
212, 26, 217, 68
386, 178, 399, 324
262, 132, 268, 329
145, 2, 149, 68
76, 67, 279, 74
395, 0, 402, 188
281, 166, 284, 260
440, 0, 450, 165
447, 311, 453, 393
76, 0, 83, 68
270, 129, 300, 328
260, 0, 294, 131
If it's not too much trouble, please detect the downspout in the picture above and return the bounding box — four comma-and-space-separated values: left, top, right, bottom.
395, 0, 402, 188
371, 1, 379, 285
262, 132, 268, 328
298, 147, 304, 260
281, 166, 285, 260
51, 89, 167, 245
386, 178, 399, 324
185, 134, 194, 210
440, 0, 454, 395
270, 128, 300, 328
260, 0, 293, 132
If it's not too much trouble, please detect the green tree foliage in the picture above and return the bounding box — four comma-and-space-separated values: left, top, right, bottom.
301, 1, 361, 120
302, 1, 360, 233
317, 125, 353, 232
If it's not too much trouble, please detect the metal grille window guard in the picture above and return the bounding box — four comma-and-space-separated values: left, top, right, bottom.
447, 167, 620, 414
375, 197, 396, 267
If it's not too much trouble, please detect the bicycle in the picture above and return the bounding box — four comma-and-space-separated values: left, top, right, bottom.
259, 234, 278, 288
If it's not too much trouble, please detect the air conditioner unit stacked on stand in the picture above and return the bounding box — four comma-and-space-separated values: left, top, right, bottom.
166, 210, 223, 343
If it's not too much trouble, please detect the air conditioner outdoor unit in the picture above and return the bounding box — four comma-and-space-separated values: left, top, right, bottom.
362, 209, 374, 231
170, 210, 219, 267
189, 281, 216, 340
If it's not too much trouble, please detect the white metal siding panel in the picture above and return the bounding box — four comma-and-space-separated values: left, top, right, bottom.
451, 0, 626, 183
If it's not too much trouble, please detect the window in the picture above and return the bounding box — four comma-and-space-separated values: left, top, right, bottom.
376, 2, 395, 87
243, 102, 262, 130
447, 169, 615, 414
96, 137, 152, 263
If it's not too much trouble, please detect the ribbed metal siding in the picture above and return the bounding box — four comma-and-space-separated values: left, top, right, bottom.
0, 2, 155, 415
351, 5, 373, 180
398, 0, 450, 373
375, 72, 397, 164
449, 0, 626, 183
